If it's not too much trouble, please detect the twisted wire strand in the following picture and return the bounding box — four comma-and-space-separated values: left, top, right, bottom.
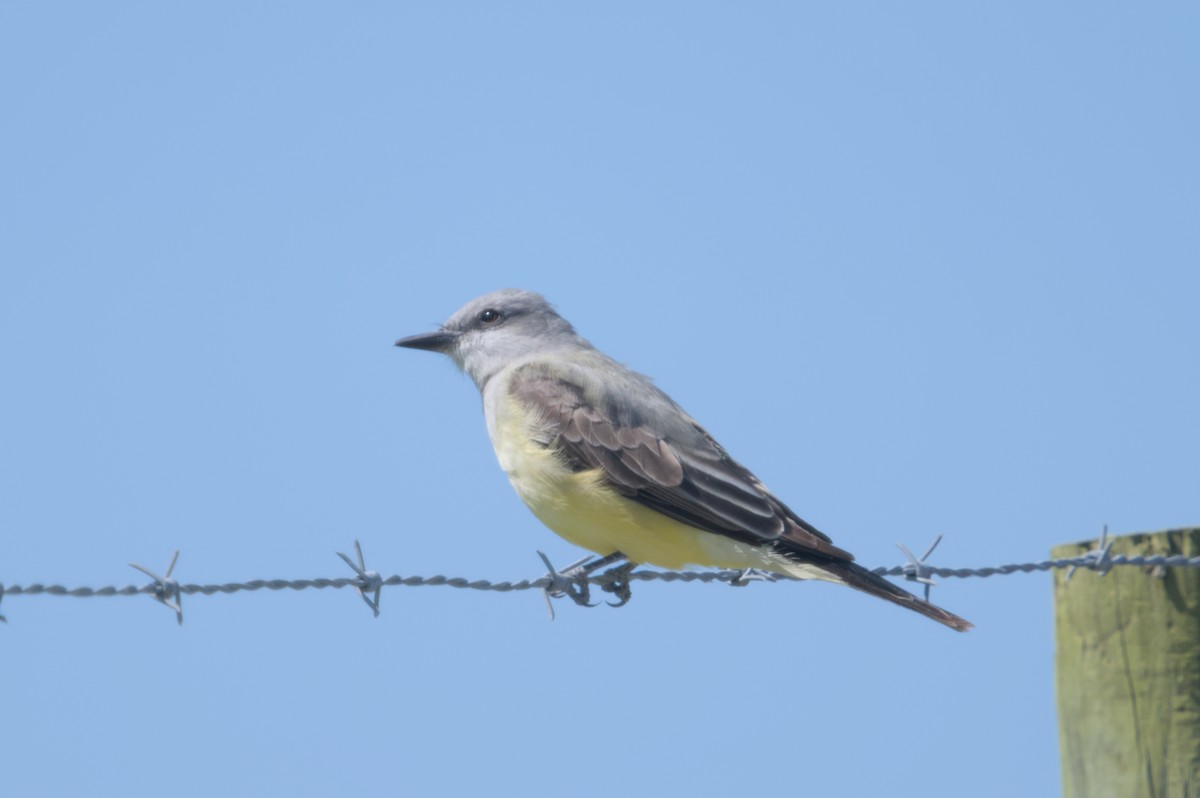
3, 553, 1197, 603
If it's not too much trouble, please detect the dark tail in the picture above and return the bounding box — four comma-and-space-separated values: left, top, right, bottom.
826, 560, 974, 632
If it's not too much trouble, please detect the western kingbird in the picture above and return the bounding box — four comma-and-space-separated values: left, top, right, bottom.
396, 289, 972, 631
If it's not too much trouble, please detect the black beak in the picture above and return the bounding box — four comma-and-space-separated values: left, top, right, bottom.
394, 329, 460, 352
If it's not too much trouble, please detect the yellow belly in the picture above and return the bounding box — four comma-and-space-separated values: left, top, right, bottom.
489, 395, 763, 571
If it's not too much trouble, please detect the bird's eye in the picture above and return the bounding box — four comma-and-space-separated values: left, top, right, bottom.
478, 308, 501, 324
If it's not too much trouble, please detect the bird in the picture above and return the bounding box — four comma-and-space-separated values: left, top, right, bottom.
395, 288, 972, 631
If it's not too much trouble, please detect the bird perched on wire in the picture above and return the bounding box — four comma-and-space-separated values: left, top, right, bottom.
396, 289, 972, 631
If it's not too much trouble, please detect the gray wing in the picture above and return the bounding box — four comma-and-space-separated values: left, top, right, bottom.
511, 363, 854, 562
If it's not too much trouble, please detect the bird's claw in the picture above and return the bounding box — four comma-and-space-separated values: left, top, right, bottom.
537, 552, 601, 619
599, 562, 635, 607
560, 577, 598, 608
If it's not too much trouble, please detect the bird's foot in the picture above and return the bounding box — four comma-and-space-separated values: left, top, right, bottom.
538, 552, 598, 609
598, 561, 635, 608
566, 552, 633, 607
537, 552, 630, 619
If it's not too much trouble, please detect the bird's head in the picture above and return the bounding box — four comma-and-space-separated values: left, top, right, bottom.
395, 288, 581, 388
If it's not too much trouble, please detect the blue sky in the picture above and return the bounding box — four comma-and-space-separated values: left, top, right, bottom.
1, 3, 1197, 796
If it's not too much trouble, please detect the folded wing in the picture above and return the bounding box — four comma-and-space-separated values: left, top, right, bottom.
511, 364, 854, 563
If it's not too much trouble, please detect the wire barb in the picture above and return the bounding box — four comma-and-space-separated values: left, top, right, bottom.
896, 535, 943, 602
336, 540, 383, 617
729, 568, 778, 587
1066, 525, 1115, 581
536, 551, 598, 620
129, 550, 183, 625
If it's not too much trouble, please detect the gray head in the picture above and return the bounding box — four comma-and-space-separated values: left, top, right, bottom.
395, 289, 587, 388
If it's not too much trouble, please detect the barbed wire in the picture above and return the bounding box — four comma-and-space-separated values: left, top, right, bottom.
2, 529, 1196, 624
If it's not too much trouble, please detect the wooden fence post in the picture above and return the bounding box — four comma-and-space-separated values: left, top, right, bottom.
1053, 528, 1200, 797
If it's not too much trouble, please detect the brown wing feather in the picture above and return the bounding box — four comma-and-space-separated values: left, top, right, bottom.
512, 367, 854, 562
